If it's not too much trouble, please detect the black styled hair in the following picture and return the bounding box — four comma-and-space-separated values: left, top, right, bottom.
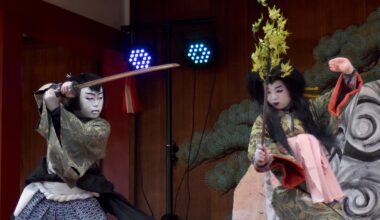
246, 65, 335, 154
246, 65, 305, 105
63, 72, 103, 113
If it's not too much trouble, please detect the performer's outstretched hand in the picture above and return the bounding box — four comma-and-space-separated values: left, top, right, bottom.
254, 144, 271, 165
328, 57, 355, 74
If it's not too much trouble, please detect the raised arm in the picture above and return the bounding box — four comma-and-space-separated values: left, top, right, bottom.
328, 57, 363, 117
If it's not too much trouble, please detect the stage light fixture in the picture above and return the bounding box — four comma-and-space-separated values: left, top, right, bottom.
186, 41, 214, 66
127, 47, 153, 70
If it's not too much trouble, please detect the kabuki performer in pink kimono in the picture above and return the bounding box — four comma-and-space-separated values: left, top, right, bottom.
236, 57, 363, 219
13, 73, 153, 220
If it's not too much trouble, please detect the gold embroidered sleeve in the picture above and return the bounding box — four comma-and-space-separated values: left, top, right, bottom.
309, 91, 331, 123
309, 90, 337, 135
247, 115, 278, 169
58, 108, 110, 184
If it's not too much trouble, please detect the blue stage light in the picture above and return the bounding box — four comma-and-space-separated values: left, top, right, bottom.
186, 41, 213, 66
127, 47, 153, 70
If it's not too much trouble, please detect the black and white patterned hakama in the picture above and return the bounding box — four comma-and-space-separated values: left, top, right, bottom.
15, 191, 106, 220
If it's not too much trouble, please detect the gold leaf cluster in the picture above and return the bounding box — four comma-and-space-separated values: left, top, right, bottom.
251, 4, 293, 79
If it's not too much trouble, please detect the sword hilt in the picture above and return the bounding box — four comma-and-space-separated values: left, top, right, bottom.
53, 81, 79, 97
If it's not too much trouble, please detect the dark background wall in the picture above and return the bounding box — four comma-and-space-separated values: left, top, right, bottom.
129, 0, 380, 219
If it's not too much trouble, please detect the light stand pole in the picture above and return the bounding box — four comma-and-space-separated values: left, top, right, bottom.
122, 17, 215, 220
161, 23, 180, 220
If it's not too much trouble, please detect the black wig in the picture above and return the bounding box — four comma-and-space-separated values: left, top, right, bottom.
246, 65, 335, 154
63, 72, 103, 113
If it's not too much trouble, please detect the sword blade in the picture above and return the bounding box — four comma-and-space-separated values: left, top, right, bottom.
77, 63, 180, 89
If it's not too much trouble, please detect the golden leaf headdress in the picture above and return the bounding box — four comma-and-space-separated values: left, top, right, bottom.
251, 1, 293, 80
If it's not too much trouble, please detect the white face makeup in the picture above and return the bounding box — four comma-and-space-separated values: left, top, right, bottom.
76, 87, 104, 119
267, 80, 291, 110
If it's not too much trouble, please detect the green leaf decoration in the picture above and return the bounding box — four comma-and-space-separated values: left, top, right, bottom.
257, 0, 267, 7
252, 14, 263, 33
251, 4, 293, 79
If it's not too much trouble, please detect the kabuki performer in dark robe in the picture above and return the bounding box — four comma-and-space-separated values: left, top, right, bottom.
13, 73, 153, 220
